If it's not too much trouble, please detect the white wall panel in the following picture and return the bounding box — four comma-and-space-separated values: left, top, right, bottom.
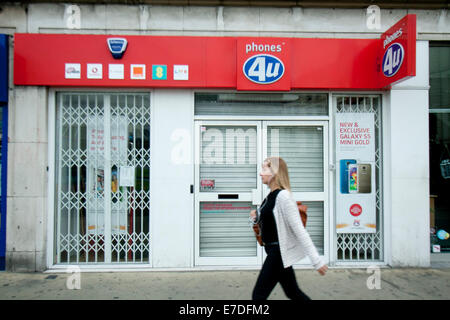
389, 41, 430, 267
151, 90, 194, 268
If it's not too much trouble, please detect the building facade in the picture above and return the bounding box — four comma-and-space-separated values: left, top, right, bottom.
0, 2, 448, 272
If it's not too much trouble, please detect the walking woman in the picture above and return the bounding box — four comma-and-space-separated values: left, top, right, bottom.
250, 157, 327, 300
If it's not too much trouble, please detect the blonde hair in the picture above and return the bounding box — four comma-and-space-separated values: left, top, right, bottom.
264, 157, 291, 192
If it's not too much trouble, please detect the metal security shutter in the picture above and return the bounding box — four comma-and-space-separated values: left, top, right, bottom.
302, 201, 324, 255
267, 125, 325, 254
200, 125, 257, 192
199, 124, 258, 257
268, 126, 324, 192
195, 93, 328, 116
200, 202, 256, 257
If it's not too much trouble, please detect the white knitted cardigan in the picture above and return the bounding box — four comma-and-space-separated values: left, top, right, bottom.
272, 189, 325, 269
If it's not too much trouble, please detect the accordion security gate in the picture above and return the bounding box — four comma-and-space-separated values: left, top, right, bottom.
55, 92, 151, 264
334, 95, 384, 263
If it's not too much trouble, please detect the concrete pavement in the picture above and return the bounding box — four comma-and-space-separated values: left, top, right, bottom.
0, 267, 449, 300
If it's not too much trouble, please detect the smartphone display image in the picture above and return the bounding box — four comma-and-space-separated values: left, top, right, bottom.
348, 164, 358, 193
340, 159, 356, 194
358, 164, 371, 193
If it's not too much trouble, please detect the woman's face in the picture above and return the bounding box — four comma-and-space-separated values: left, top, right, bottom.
260, 162, 273, 185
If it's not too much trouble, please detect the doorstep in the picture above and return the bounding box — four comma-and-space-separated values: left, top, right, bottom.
431, 252, 450, 268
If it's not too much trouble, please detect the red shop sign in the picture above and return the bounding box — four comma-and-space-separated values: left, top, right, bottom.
13, 15, 415, 90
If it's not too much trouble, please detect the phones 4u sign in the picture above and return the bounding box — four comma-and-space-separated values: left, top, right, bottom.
379, 14, 416, 88
237, 38, 291, 91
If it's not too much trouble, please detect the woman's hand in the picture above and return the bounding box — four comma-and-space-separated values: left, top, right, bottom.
317, 264, 328, 276
249, 210, 258, 224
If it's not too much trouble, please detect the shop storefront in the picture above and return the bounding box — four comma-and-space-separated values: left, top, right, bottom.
429, 42, 450, 253
193, 93, 383, 267
0, 34, 9, 271
8, 9, 433, 271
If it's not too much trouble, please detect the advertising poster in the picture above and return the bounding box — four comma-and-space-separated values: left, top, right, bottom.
336, 113, 376, 233
87, 116, 128, 235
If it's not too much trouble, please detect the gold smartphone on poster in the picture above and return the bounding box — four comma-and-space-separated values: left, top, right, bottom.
358, 164, 371, 193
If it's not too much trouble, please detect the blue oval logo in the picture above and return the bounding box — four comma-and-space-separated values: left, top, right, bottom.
382, 43, 404, 77
243, 54, 285, 84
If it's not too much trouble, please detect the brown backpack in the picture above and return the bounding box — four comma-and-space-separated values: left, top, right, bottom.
253, 201, 308, 246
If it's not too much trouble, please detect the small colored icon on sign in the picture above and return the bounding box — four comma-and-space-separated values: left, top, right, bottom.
65, 63, 81, 79
152, 65, 167, 80
350, 203, 362, 217
108, 64, 124, 80
87, 63, 102, 79
131, 64, 146, 80
173, 65, 189, 80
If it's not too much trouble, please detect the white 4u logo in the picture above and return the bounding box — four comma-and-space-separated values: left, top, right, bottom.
382, 43, 404, 77
243, 54, 285, 84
